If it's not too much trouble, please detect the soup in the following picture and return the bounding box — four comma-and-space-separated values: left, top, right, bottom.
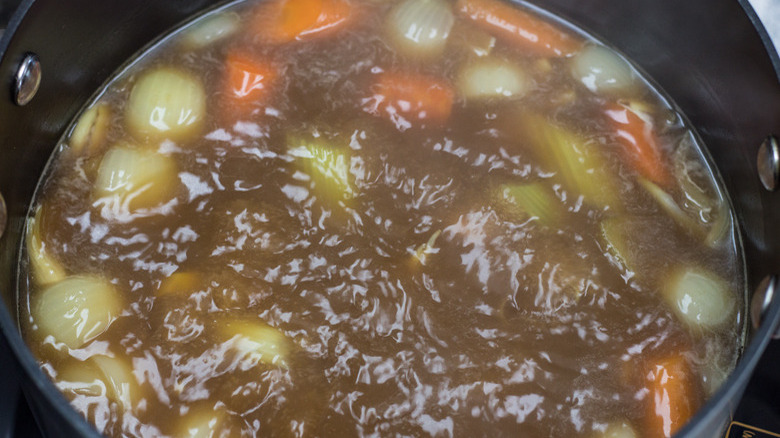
20, 0, 744, 436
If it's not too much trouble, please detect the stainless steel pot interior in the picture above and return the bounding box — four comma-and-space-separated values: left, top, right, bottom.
1, 0, 779, 437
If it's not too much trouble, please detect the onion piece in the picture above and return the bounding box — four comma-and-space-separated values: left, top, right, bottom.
288, 133, 353, 202
663, 267, 735, 331
598, 421, 638, 438
91, 355, 139, 411
570, 44, 635, 95
125, 67, 206, 142
69, 103, 112, 157
175, 406, 247, 438
457, 57, 530, 100
219, 319, 291, 369
56, 361, 108, 398
180, 11, 241, 49
32, 275, 123, 349
26, 206, 66, 286
386, 0, 455, 59
158, 272, 203, 296
638, 177, 705, 239
94, 144, 179, 212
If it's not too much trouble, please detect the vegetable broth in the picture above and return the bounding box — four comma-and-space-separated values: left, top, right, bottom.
20, 0, 744, 437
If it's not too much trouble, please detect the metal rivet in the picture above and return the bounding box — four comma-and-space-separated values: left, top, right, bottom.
751, 275, 780, 339
13, 53, 41, 106
757, 135, 780, 191
0, 192, 5, 240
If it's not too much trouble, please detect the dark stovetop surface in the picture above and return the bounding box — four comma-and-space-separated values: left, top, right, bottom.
0, 331, 778, 437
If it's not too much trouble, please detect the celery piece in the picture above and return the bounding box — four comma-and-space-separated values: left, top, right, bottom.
600, 217, 637, 275
495, 182, 562, 226
519, 113, 617, 209
288, 133, 353, 202
412, 229, 442, 266
638, 177, 705, 239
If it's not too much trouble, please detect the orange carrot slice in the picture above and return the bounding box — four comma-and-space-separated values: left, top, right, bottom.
222, 51, 277, 119
254, 0, 355, 44
605, 102, 672, 188
455, 0, 581, 57
644, 355, 699, 438
364, 72, 455, 130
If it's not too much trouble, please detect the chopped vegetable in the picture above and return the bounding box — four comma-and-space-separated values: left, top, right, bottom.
364, 71, 455, 130
386, 0, 455, 59
181, 11, 241, 49
222, 51, 277, 120
411, 229, 441, 265
69, 103, 111, 157
31, 275, 122, 349
705, 203, 732, 248
638, 177, 705, 239
455, 0, 581, 57
456, 57, 530, 100
494, 182, 562, 226
643, 355, 698, 438
175, 406, 245, 438
125, 67, 206, 142
604, 102, 671, 187
449, 22, 496, 57
288, 133, 353, 202
158, 272, 203, 296
599, 421, 638, 438
56, 361, 107, 398
599, 216, 638, 275
94, 144, 179, 212
570, 45, 635, 95
253, 0, 356, 44
26, 206, 66, 286
91, 354, 139, 411
219, 319, 291, 369
518, 112, 617, 209
663, 267, 735, 331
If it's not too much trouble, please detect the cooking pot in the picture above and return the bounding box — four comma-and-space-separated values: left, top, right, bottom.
1, 0, 779, 437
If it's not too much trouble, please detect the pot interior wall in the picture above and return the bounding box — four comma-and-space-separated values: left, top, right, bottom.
0, 0, 779, 437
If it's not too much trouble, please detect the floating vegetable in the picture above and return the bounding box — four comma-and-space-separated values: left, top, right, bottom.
643, 355, 698, 438
219, 319, 291, 369
638, 177, 705, 239
571, 45, 635, 95
411, 229, 441, 266
456, 0, 581, 57
158, 272, 203, 296
605, 102, 671, 187
449, 22, 496, 57
222, 51, 278, 120
494, 182, 562, 226
599, 216, 638, 276
663, 267, 735, 331
598, 421, 638, 438
456, 57, 530, 100
69, 103, 111, 157
518, 112, 617, 209
181, 11, 241, 49
26, 206, 66, 286
32, 275, 122, 349
253, 0, 356, 43
175, 406, 245, 438
125, 67, 206, 142
91, 355, 139, 411
94, 144, 179, 212
288, 133, 353, 202
364, 71, 455, 130
386, 0, 455, 59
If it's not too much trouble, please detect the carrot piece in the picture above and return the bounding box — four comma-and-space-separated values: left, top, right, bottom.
364, 72, 455, 130
455, 0, 581, 57
604, 102, 672, 188
222, 51, 277, 119
253, 0, 355, 44
644, 355, 699, 438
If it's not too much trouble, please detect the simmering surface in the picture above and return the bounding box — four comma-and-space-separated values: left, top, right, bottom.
20, 0, 744, 436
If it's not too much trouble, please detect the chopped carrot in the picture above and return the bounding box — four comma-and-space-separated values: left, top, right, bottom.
253, 0, 355, 44
455, 0, 581, 57
604, 102, 672, 188
222, 51, 277, 119
364, 72, 454, 130
644, 355, 699, 438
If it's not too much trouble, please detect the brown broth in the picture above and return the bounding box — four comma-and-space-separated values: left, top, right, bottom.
20, 0, 744, 437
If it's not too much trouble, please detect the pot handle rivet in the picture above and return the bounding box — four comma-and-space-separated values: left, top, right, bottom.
757, 135, 780, 192
13, 53, 41, 106
0, 191, 6, 240
751, 275, 780, 339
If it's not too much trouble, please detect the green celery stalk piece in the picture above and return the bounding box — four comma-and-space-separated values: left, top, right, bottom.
600, 216, 637, 275
496, 182, 562, 226
519, 112, 617, 209
287, 134, 353, 202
